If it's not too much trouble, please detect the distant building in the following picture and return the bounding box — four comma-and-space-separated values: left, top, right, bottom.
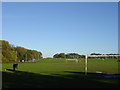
69, 55, 79, 59
87, 54, 120, 59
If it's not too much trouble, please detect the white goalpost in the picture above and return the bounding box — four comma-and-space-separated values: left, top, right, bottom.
66, 59, 78, 63
65, 55, 88, 75
85, 55, 88, 75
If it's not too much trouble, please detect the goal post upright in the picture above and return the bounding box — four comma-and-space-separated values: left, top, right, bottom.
85, 55, 88, 75
76, 59, 78, 63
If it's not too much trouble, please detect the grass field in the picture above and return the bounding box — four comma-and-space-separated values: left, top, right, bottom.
2, 58, 120, 88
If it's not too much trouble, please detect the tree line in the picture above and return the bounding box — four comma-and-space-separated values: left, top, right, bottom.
0, 40, 42, 63
53, 53, 85, 59
53, 53, 120, 59
0, 40, 119, 63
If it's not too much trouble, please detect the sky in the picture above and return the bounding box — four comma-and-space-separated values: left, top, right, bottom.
1, 0, 120, 2
2, 2, 118, 57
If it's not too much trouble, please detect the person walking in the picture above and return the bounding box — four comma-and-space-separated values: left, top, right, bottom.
13, 63, 18, 71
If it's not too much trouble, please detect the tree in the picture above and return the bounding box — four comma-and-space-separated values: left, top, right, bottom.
58, 53, 66, 58
53, 53, 85, 59
53, 53, 66, 58
15, 46, 27, 61
2, 40, 16, 62
1, 40, 43, 62
53, 54, 59, 58
65, 53, 80, 59
91, 53, 102, 55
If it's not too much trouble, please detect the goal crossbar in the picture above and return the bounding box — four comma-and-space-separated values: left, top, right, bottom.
66, 59, 78, 63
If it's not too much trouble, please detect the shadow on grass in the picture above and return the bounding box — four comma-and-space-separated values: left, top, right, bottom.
2, 70, 120, 88
6, 69, 22, 72
64, 71, 120, 77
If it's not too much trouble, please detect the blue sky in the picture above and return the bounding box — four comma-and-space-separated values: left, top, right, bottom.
2, 2, 118, 57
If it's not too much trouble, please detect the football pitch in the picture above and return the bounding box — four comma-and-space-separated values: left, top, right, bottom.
2, 58, 120, 88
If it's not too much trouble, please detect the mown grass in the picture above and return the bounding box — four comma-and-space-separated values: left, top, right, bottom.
2, 58, 120, 88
